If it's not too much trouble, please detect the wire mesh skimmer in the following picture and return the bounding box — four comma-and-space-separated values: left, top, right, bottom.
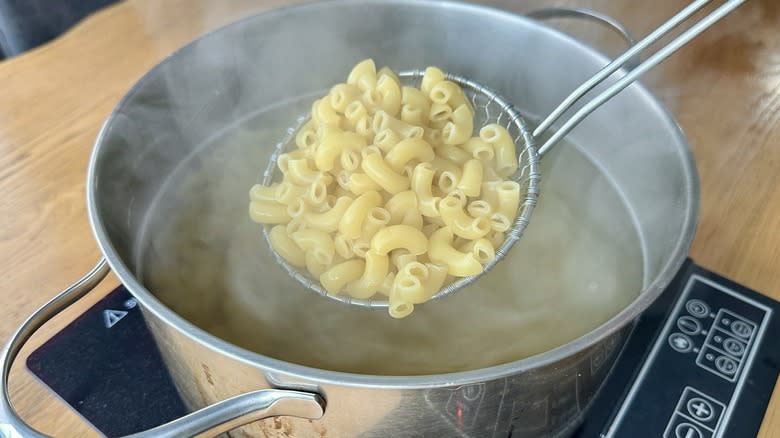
260, 0, 747, 309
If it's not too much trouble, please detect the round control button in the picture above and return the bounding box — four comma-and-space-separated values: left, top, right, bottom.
687, 397, 715, 422
686, 299, 710, 318
678, 316, 702, 335
715, 356, 738, 376
462, 385, 482, 401
669, 333, 693, 353
731, 320, 753, 339
723, 338, 746, 357
675, 423, 703, 438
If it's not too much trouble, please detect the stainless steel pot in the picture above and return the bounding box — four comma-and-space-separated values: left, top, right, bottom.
0, 1, 699, 437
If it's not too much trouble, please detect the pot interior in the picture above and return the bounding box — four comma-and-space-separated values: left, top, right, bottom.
90, 0, 695, 376
136, 110, 643, 375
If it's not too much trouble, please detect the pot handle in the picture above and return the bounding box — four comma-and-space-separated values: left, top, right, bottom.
525, 8, 640, 69
0, 258, 325, 438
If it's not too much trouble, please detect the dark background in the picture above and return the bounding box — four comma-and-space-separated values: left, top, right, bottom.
0, 0, 119, 59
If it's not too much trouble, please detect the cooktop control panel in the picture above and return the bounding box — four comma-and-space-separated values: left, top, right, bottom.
596, 267, 778, 438
25, 260, 780, 438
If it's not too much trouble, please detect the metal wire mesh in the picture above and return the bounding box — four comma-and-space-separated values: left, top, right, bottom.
260, 70, 540, 308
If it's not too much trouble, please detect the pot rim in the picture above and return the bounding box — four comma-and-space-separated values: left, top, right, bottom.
86, 0, 700, 389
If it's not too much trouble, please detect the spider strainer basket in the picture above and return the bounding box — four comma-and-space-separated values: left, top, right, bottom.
259, 70, 540, 308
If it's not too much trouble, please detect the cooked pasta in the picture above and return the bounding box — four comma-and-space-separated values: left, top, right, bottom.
350, 240, 369, 258
462, 137, 494, 161
275, 182, 305, 205
439, 196, 491, 239
411, 163, 440, 218
390, 249, 417, 271
320, 259, 365, 295
442, 104, 474, 145
248, 59, 522, 318
384, 191, 419, 225
497, 181, 521, 218
361, 207, 391, 242
315, 131, 367, 172
420, 263, 448, 302
401, 86, 430, 126
303, 197, 352, 232
371, 225, 427, 255
295, 120, 318, 149
457, 159, 483, 197
373, 110, 424, 139
376, 74, 401, 116
429, 103, 452, 124
286, 159, 320, 185
347, 59, 377, 92
467, 200, 492, 218
480, 124, 518, 177
428, 227, 482, 276
329, 83, 362, 113
394, 270, 426, 304
421, 66, 446, 96
249, 201, 290, 224
430, 80, 472, 112
250, 184, 278, 202
334, 233, 354, 259
348, 249, 390, 299
268, 225, 306, 268
312, 98, 341, 127
384, 139, 435, 172
361, 149, 410, 194
339, 191, 382, 239
458, 238, 496, 265
436, 144, 471, 165
374, 129, 402, 153
291, 229, 335, 266
348, 172, 382, 195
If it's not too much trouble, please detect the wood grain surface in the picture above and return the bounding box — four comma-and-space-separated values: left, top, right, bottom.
0, 0, 777, 436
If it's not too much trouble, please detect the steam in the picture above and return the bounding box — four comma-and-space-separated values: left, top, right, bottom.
111, 1, 688, 376
139, 129, 643, 375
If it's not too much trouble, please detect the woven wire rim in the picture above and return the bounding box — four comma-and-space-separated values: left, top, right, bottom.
260, 70, 540, 308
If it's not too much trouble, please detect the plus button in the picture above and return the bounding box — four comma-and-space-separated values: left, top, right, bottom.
691, 401, 710, 417
687, 397, 715, 422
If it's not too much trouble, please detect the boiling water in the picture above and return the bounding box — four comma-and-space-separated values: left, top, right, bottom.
137, 96, 644, 376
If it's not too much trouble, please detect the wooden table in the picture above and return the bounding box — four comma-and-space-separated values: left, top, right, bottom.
0, 0, 777, 436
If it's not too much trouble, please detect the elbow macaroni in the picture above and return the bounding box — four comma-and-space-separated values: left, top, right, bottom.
320, 259, 365, 295
361, 149, 410, 194
248, 59, 522, 318
428, 227, 483, 276
384, 139, 435, 172
442, 104, 474, 145
457, 159, 483, 197
480, 124, 518, 177
384, 191, 423, 228
348, 249, 390, 299
316, 131, 367, 172
411, 163, 441, 218
339, 191, 382, 239
371, 225, 428, 255
439, 196, 491, 239
376, 74, 401, 116
436, 144, 471, 165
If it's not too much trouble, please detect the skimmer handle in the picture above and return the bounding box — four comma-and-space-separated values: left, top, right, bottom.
530, 0, 749, 157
